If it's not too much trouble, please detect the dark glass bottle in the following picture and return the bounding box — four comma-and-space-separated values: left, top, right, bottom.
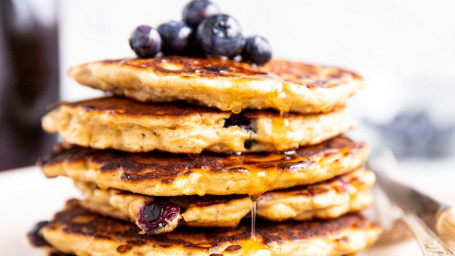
0, 0, 59, 170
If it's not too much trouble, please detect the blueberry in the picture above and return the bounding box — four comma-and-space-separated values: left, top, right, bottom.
196, 14, 243, 57
242, 36, 272, 65
129, 25, 162, 58
137, 200, 180, 234
157, 21, 194, 55
144, 203, 163, 222
244, 139, 257, 149
387, 112, 436, 143
182, 0, 220, 27
224, 113, 256, 132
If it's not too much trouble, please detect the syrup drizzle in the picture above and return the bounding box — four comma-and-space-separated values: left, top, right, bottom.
250, 195, 258, 241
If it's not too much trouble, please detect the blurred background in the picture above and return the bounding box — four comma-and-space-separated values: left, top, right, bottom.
1, 0, 455, 171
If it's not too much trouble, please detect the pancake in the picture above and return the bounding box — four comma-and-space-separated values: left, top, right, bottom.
75, 168, 375, 234
42, 247, 75, 256
67, 57, 364, 114
42, 96, 354, 153
32, 200, 381, 256
39, 136, 369, 196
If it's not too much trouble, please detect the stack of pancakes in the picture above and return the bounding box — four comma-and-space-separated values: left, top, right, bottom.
31, 56, 381, 255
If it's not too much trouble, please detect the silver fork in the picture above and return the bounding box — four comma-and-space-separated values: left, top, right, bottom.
367, 149, 454, 255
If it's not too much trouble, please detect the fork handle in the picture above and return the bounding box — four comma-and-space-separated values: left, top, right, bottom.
402, 211, 454, 256
437, 206, 455, 250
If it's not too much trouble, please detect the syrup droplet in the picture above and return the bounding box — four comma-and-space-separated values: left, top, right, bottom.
231, 104, 242, 114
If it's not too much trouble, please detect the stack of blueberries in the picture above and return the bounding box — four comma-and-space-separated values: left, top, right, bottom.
129, 0, 273, 65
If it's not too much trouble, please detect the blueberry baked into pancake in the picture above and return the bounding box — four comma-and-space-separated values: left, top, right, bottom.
28, 1, 380, 255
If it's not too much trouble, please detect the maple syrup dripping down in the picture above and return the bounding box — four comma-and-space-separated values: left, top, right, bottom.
250, 195, 258, 241
242, 166, 275, 255
242, 198, 272, 255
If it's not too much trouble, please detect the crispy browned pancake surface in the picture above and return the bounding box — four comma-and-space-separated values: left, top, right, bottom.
38, 200, 380, 256
97, 57, 361, 86
62, 96, 222, 117
39, 136, 369, 196
68, 57, 364, 114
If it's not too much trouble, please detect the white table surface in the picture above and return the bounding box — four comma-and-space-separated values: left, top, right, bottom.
0, 165, 437, 256
0, 167, 79, 256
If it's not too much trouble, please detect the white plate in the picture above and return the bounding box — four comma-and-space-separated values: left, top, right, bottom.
0, 167, 421, 256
